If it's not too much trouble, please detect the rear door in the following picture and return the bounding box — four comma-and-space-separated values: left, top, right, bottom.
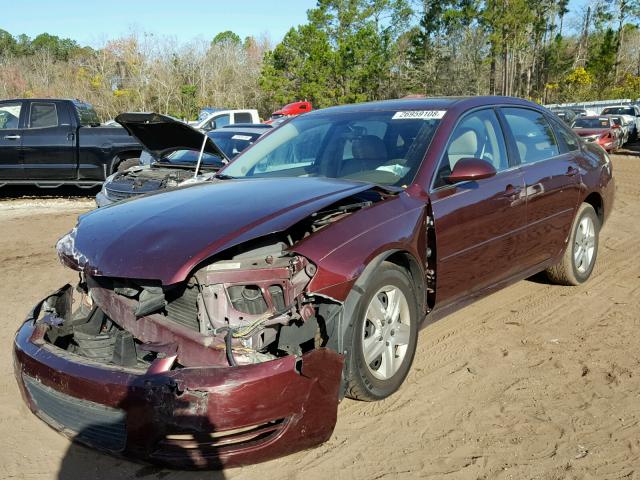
430, 108, 527, 307
20, 101, 76, 179
499, 107, 581, 268
0, 101, 25, 179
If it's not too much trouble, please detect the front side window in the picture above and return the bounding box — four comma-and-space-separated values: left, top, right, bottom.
213, 114, 230, 129
74, 102, 100, 126
502, 108, 559, 164
29, 103, 58, 128
0, 103, 22, 130
222, 110, 442, 187
433, 109, 508, 189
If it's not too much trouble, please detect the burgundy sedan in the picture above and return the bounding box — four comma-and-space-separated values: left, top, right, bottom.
14, 97, 614, 469
571, 115, 623, 152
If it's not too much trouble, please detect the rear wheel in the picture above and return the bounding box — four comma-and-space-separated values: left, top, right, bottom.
344, 262, 419, 401
546, 203, 599, 286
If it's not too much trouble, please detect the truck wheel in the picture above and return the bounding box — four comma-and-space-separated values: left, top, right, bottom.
116, 158, 140, 172
344, 262, 418, 401
546, 203, 599, 286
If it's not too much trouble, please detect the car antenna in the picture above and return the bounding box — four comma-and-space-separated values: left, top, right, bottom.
193, 133, 208, 179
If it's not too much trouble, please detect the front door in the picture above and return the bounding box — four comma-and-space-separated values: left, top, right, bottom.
430, 108, 527, 308
20, 101, 76, 179
0, 101, 25, 179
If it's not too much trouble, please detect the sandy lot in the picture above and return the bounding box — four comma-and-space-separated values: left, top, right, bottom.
1, 151, 639, 480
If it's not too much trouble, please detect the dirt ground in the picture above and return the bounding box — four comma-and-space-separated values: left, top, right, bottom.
1, 151, 639, 480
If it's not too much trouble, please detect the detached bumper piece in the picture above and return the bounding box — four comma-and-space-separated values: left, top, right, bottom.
14, 287, 344, 469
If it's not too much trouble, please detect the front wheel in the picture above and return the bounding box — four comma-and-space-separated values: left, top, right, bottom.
116, 158, 140, 172
344, 262, 419, 401
546, 203, 599, 286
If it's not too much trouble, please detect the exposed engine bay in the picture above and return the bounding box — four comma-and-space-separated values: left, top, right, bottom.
102, 165, 213, 203
48, 189, 390, 370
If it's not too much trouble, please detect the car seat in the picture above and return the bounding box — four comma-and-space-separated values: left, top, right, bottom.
340, 135, 388, 176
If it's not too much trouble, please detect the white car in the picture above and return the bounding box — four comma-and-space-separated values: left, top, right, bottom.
196, 109, 260, 131
601, 105, 640, 139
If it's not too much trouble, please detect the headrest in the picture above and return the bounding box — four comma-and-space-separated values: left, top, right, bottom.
352, 135, 388, 163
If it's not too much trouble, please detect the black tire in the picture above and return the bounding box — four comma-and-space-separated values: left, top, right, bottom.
344, 262, 419, 401
546, 203, 599, 286
116, 158, 140, 172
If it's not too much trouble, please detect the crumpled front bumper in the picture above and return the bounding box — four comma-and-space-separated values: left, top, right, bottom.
13, 287, 343, 469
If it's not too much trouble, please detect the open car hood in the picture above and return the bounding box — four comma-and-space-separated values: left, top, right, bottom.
115, 112, 229, 162
58, 177, 375, 285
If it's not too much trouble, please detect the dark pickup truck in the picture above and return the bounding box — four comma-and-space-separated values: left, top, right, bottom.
0, 98, 141, 188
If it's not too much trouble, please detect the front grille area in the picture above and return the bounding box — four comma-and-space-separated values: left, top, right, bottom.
105, 187, 142, 201
165, 284, 200, 331
24, 375, 127, 451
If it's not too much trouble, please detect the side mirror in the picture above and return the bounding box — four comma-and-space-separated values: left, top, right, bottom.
446, 158, 497, 184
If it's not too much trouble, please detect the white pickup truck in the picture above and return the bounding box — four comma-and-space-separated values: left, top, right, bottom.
196, 109, 260, 131
601, 105, 640, 140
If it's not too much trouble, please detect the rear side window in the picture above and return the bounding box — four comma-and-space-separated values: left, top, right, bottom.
30, 103, 58, 128
550, 118, 579, 152
0, 103, 21, 129
234, 112, 253, 124
501, 108, 559, 164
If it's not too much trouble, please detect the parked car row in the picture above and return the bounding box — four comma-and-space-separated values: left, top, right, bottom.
14, 95, 614, 469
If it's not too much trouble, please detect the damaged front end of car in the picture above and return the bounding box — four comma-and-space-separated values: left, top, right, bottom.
14, 184, 396, 468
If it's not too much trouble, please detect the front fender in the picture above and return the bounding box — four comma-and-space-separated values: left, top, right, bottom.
293, 193, 429, 302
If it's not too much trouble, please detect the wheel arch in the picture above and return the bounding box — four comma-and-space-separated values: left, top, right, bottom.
110, 150, 142, 174
326, 249, 425, 360
583, 191, 604, 225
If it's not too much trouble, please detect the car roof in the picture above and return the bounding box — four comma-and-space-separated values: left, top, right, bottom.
208, 127, 267, 136
306, 96, 538, 115
222, 123, 272, 129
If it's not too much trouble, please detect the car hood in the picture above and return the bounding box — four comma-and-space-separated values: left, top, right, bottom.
115, 112, 229, 162
59, 177, 375, 285
574, 128, 608, 137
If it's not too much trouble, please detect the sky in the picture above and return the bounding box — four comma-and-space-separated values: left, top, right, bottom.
3, 0, 318, 46
4, 0, 591, 47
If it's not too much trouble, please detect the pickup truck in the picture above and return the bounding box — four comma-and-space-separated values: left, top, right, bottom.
0, 98, 141, 188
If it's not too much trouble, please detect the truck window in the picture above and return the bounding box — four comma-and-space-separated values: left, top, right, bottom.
234, 112, 253, 124
214, 114, 230, 128
74, 102, 100, 126
29, 103, 58, 128
0, 104, 21, 129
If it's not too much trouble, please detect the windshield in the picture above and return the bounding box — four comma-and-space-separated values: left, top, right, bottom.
207, 131, 262, 159
602, 107, 634, 116
222, 110, 442, 187
156, 150, 225, 169
572, 118, 610, 129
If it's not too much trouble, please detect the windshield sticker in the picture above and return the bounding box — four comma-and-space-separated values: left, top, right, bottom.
231, 134, 253, 141
392, 110, 446, 120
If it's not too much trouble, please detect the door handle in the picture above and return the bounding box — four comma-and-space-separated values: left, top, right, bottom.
565, 166, 579, 177
502, 184, 522, 197
3, 135, 20, 140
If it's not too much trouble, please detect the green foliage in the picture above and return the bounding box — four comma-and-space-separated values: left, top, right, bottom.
212, 31, 241, 47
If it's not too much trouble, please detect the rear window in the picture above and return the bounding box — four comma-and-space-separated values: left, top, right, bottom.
572, 118, 610, 129
234, 112, 253, 124
602, 107, 634, 116
74, 102, 100, 126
